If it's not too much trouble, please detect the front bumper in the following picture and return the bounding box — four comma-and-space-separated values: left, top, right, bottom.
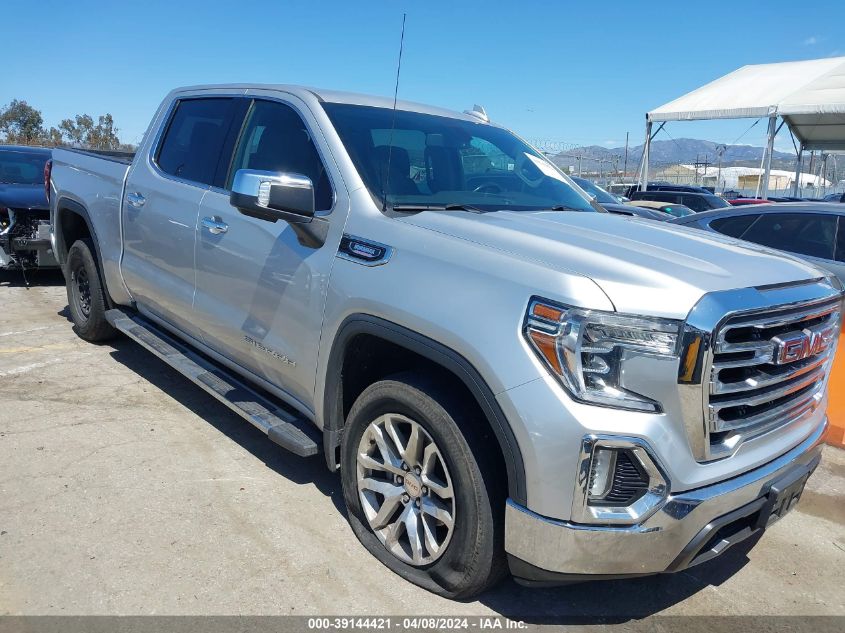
505, 417, 826, 582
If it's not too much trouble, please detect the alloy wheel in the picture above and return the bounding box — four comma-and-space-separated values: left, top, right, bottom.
356, 413, 456, 566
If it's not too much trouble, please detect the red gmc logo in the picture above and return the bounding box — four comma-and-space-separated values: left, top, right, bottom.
772, 325, 836, 365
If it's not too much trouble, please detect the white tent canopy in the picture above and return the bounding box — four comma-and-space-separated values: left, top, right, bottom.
642, 56, 845, 196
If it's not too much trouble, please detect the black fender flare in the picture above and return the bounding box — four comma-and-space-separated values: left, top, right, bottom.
54, 197, 113, 306
323, 314, 527, 505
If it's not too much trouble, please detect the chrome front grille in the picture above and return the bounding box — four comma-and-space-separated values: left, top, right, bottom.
706, 297, 840, 457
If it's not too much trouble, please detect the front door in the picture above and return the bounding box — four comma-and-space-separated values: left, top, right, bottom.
192, 94, 345, 409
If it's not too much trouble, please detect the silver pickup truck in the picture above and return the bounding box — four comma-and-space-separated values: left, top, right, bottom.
49, 84, 842, 598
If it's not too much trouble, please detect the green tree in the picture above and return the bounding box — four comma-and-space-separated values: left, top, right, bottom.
58, 113, 120, 149
0, 99, 46, 144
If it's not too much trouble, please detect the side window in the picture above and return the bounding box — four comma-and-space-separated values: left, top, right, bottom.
156, 98, 235, 186
710, 214, 758, 238
229, 100, 334, 211
836, 216, 845, 262
741, 213, 837, 260
682, 195, 707, 212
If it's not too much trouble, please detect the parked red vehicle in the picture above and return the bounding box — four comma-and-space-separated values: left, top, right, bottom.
728, 198, 771, 206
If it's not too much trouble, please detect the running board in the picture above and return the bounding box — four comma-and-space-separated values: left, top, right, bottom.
105, 309, 320, 457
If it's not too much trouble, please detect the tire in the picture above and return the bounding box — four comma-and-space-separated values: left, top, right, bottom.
65, 238, 115, 342
341, 372, 506, 599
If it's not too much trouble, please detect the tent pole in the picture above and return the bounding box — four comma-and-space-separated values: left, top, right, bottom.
760, 115, 777, 199
792, 143, 803, 197
641, 120, 652, 191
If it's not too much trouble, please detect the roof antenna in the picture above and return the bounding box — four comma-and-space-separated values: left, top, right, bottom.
382, 13, 407, 212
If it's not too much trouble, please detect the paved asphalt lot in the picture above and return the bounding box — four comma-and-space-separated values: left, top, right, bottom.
1, 271, 844, 621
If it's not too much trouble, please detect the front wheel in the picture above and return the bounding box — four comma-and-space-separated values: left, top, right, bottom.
341, 373, 506, 599
65, 238, 115, 342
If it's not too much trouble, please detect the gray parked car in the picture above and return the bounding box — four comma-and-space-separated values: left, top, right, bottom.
672, 202, 845, 283
48, 85, 841, 598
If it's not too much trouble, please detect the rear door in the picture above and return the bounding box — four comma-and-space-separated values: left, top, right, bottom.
192, 93, 347, 408
122, 96, 243, 338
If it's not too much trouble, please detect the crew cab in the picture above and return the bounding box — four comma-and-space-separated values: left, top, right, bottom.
49, 85, 842, 598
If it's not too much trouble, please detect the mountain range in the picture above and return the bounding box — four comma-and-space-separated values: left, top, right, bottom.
550, 138, 797, 173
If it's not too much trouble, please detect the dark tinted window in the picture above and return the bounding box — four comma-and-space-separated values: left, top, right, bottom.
835, 217, 845, 262
633, 191, 676, 202
741, 213, 837, 260
681, 194, 709, 212
703, 194, 730, 209
229, 100, 333, 211
709, 214, 758, 237
156, 98, 235, 186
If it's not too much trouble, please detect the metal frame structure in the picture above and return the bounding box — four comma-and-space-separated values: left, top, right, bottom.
640, 57, 845, 198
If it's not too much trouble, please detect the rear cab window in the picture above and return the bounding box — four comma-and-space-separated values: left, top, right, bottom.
155, 98, 240, 187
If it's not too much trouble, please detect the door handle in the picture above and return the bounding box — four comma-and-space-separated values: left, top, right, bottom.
202, 216, 229, 235
126, 192, 146, 208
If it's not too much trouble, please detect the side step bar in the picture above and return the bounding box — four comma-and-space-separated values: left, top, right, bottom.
105, 309, 320, 457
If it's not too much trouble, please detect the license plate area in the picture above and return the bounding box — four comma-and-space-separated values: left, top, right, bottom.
757, 463, 813, 528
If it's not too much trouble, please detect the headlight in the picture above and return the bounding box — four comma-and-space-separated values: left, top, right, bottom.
524, 298, 682, 412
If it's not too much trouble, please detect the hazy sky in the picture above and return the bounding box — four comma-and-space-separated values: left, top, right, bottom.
4, 0, 843, 153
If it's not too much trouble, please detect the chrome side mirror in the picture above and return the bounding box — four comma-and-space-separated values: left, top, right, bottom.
229, 169, 327, 248
230, 169, 315, 222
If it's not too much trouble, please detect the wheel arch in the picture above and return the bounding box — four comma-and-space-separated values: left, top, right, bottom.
54, 197, 112, 305
322, 314, 527, 505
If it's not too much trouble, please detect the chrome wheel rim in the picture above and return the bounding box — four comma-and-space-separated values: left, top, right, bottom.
356, 413, 455, 566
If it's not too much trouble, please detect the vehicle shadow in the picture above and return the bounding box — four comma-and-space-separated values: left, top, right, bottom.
0, 269, 65, 288
106, 337, 345, 515
477, 534, 761, 622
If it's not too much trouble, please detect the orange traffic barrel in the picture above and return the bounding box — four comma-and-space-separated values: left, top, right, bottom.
826, 329, 845, 448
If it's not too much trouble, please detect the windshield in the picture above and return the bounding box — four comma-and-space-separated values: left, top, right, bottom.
571, 177, 617, 205
323, 103, 594, 212
0, 150, 49, 185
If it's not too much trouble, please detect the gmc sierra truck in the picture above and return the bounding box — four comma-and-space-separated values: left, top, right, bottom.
49, 85, 842, 598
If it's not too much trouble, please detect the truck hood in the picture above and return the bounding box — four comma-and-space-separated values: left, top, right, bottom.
401, 210, 827, 319
0, 184, 48, 210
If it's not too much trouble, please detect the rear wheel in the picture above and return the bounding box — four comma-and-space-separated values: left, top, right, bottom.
341, 373, 506, 599
66, 238, 115, 342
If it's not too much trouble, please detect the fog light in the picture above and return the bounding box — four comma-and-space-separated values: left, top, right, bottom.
588, 448, 616, 500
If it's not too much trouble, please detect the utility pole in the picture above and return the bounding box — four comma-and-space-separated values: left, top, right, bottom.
623, 132, 629, 179
693, 154, 712, 187
715, 145, 726, 194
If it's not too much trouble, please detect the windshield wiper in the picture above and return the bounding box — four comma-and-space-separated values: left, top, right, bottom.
390, 203, 485, 214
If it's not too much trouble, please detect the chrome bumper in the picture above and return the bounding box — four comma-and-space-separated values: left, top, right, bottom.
505, 418, 826, 579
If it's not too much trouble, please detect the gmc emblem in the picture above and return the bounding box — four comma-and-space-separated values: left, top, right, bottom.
772, 325, 835, 365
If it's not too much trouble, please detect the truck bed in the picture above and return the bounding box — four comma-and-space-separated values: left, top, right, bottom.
50, 147, 133, 303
